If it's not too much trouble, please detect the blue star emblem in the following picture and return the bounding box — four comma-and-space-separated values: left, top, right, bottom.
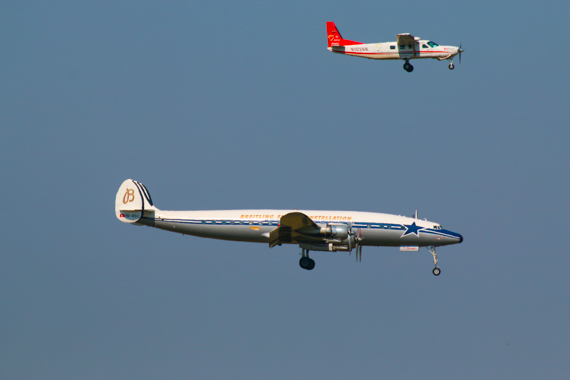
401, 222, 425, 237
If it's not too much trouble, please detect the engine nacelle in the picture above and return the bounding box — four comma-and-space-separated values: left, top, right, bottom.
320, 224, 349, 240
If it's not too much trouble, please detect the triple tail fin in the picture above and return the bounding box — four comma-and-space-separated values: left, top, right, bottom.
115, 179, 158, 224
326, 21, 363, 47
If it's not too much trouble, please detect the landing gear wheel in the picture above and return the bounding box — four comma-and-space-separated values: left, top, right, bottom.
299, 257, 315, 270
448, 63, 455, 70
307, 258, 315, 270
403, 62, 414, 72
432, 267, 441, 276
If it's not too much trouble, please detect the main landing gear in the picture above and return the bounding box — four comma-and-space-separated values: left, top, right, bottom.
299, 249, 315, 270
403, 60, 414, 72
427, 246, 441, 276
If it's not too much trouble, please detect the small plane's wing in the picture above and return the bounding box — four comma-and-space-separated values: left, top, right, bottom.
396, 34, 417, 45
396, 34, 421, 56
269, 212, 324, 248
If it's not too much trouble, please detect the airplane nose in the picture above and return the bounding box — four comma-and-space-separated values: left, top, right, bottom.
459, 234, 463, 243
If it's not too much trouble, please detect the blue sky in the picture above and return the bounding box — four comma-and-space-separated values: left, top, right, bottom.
2, 0, 569, 379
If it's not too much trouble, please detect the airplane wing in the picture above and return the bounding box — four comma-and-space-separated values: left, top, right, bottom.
396, 34, 420, 57
269, 212, 324, 247
396, 34, 417, 45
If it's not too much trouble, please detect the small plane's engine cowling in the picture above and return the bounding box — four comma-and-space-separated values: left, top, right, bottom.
321, 224, 349, 240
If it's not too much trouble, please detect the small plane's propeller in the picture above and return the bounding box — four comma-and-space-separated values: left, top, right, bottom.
458, 42, 463, 64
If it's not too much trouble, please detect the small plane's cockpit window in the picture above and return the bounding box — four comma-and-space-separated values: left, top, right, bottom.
422, 44, 428, 48
432, 225, 442, 230
427, 41, 439, 48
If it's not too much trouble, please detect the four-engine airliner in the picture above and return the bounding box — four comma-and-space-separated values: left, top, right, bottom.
115, 179, 463, 275
326, 21, 464, 72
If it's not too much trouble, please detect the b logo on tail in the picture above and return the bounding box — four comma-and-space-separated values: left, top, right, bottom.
123, 188, 135, 204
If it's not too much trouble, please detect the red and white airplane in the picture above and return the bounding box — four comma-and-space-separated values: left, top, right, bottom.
326, 21, 463, 72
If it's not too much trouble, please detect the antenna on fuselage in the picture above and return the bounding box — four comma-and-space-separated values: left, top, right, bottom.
414, 210, 418, 219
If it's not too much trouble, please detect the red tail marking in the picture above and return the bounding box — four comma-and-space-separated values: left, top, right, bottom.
326, 21, 343, 47
326, 21, 363, 47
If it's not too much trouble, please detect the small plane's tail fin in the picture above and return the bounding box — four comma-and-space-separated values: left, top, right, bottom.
115, 179, 157, 223
327, 21, 363, 47
327, 21, 343, 47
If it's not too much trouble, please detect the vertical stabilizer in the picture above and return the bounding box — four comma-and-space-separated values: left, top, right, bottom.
115, 179, 157, 223
327, 21, 343, 47
326, 21, 363, 48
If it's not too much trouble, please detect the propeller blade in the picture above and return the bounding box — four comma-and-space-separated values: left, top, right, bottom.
355, 238, 359, 261
356, 228, 362, 262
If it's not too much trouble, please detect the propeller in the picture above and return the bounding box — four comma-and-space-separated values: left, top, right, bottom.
348, 225, 363, 261
458, 42, 463, 64
355, 228, 363, 262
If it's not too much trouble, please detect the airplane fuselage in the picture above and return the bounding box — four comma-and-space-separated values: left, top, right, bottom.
131, 209, 462, 249
327, 41, 460, 61
116, 179, 462, 274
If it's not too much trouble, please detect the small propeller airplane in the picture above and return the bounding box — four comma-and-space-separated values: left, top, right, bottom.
115, 179, 463, 275
326, 21, 464, 72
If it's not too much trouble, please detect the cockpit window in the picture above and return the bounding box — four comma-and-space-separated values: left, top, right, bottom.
427, 41, 439, 48
422, 44, 428, 48
433, 225, 442, 230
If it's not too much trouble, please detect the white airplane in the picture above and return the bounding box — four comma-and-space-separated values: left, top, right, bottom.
326, 21, 464, 72
115, 179, 463, 275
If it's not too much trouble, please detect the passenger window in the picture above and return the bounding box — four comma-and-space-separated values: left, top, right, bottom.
390, 45, 395, 50
422, 44, 428, 48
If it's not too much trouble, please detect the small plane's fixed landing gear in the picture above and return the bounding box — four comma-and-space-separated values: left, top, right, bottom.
299, 249, 315, 270
427, 246, 440, 276
448, 62, 455, 70
403, 60, 414, 72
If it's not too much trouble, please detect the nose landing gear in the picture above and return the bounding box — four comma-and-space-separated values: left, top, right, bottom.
448, 62, 455, 70
427, 246, 441, 276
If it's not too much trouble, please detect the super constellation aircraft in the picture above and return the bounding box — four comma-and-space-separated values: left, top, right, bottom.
115, 179, 463, 275
326, 21, 464, 72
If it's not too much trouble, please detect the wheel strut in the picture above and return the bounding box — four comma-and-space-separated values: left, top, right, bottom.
427, 246, 440, 276
299, 249, 315, 270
